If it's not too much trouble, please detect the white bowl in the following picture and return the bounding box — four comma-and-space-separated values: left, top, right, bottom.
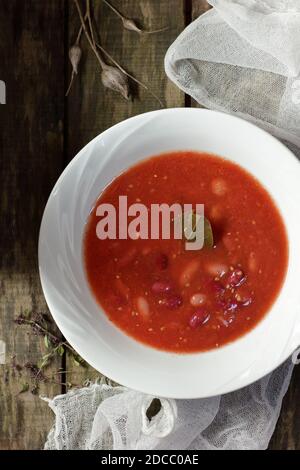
39, 108, 300, 399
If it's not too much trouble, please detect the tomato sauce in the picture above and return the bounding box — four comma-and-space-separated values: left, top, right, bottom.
84, 152, 288, 352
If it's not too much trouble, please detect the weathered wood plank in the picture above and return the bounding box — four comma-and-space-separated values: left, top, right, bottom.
190, 0, 212, 108
269, 365, 300, 450
192, 0, 212, 18
66, 0, 185, 386
0, 0, 65, 449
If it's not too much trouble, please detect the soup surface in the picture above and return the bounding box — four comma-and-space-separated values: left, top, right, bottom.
84, 152, 288, 352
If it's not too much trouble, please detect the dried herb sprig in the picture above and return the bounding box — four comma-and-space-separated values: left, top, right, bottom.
96, 43, 163, 107
66, 47, 82, 97
68, 0, 164, 105
66, 13, 87, 97
14, 311, 87, 394
15, 313, 84, 361
101, 0, 168, 34
74, 0, 130, 99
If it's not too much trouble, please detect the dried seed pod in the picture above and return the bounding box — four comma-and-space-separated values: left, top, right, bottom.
96, 42, 164, 107
69, 44, 82, 74
122, 17, 142, 33
66, 43, 82, 97
101, 65, 130, 100
121, 16, 167, 35
102, 0, 167, 35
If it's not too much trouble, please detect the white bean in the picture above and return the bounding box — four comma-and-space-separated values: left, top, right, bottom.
206, 262, 228, 277
190, 293, 206, 306
136, 296, 150, 319
211, 178, 227, 196
210, 204, 223, 222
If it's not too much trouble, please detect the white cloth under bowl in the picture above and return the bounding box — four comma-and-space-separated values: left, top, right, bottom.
44, 360, 293, 450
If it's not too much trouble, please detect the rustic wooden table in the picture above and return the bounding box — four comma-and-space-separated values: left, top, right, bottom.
0, 0, 299, 450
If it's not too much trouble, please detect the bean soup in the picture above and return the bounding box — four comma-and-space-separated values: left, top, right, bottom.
84, 152, 288, 352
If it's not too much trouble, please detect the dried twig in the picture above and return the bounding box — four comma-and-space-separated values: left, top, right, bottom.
87, 0, 96, 47
67, 0, 164, 104
74, 0, 106, 69
101, 0, 167, 34
74, 0, 129, 98
96, 43, 163, 107
66, 12, 88, 97
14, 311, 87, 394
74, 0, 130, 99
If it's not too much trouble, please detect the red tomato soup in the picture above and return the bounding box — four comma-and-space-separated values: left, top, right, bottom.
84, 152, 288, 353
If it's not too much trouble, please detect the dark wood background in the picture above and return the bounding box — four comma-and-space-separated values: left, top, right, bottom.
0, 0, 299, 450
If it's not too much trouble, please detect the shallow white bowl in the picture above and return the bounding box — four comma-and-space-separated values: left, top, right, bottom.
39, 108, 300, 399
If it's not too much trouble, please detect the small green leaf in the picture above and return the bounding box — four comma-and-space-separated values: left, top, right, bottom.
73, 355, 85, 366
38, 351, 53, 369
73, 357, 80, 366
182, 211, 198, 241
23, 310, 31, 319
38, 358, 49, 369
57, 345, 64, 356
44, 335, 50, 349
203, 216, 214, 248
19, 382, 29, 394
182, 211, 214, 248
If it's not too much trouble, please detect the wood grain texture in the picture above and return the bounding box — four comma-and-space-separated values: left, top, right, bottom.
191, 0, 212, 18
269, 365, 300, 450
65, 0, 186, 386
0, 0, 64, 449
189, 0, 211, 108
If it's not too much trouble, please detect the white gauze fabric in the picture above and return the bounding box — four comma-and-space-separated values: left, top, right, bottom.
44, 359, 293, 450
164, 0, 300, 153
44, 1, 299, 450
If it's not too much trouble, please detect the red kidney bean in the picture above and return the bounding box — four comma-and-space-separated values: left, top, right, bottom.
240, 297, 252, 307
226, 313, 235, 324
156, 253, 168, 270
218, 313, 235, 327
225, 313, 235, 324
208, 279, 226, 297
206, 262, 228, 278
227, 269, 246, 287
151, 280, 173, 294
189, 309, 210, 328
218, 298, 239, 312
217, 316, 229, 327
162, 295, 183, 309
236, 288, 253, 307
226, 300, 239, 312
